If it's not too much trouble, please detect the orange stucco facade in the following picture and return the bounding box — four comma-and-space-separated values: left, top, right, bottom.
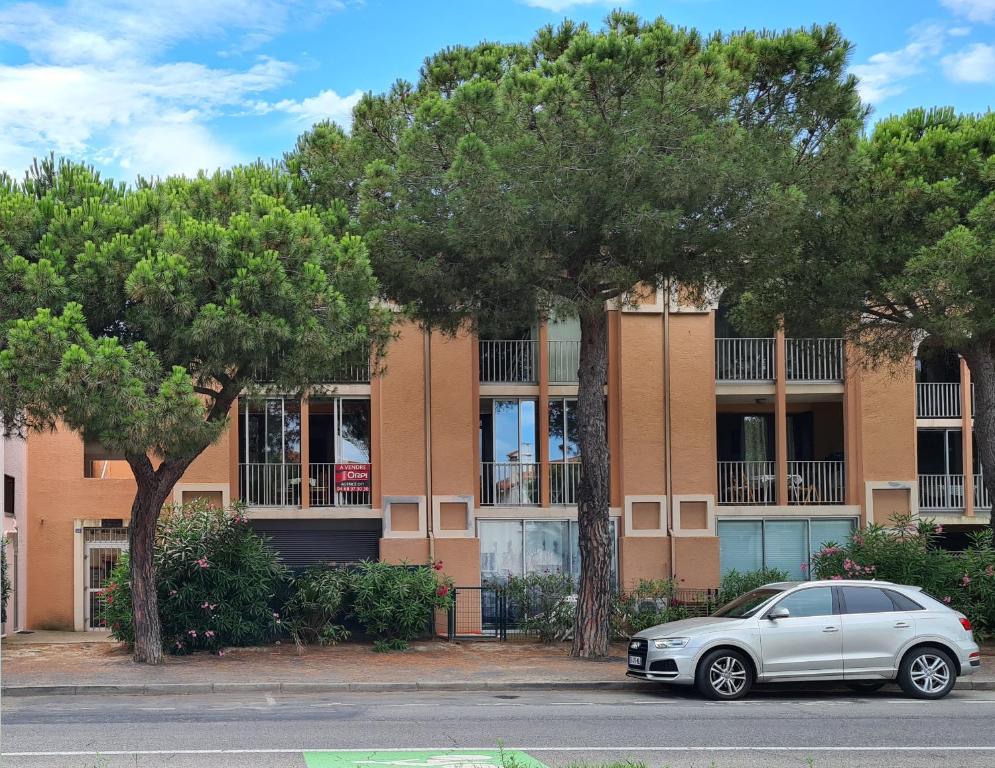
17, 303, 940, 631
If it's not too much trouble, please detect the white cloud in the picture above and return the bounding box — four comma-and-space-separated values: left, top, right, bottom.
269, 89, 365, 128
851, 24, 946, 104
942, 42, 995, 82
942, 0, 995, 23
520, 0, 626, 12
0, 1, 345, 178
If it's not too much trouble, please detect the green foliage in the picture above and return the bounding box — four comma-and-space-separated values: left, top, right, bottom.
505, 572, 576, 643
283, 566, 352, 648
613, 579, 690, 637
717, 568, 791, 605
349, 561, 454, 649
811, 513, 995, 636
1, 542, 10, 625
101, 501, 289, 654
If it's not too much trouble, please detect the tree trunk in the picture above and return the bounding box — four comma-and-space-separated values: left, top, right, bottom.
963, 344, 995, 542
571, 306, 612, 658
127, 458, 194, 665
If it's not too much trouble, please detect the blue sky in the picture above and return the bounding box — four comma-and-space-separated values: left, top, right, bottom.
0, 0, 993, 181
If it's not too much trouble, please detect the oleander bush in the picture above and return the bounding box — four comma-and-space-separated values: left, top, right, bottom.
283, 566, 352, 648
613, 578, 690, 637
101, 500, 289, 654
505, 572, 576, 643
811, 514, 995, 636
717, 568, 790, 605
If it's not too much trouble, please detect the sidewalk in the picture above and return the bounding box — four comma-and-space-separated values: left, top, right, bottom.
3, 634, 994, 697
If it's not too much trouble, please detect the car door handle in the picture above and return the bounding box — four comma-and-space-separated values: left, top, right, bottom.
894, 622, 910, 629
823, 626, 840, 633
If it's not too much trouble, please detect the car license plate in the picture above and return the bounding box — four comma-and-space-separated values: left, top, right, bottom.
628, 655, 642, 666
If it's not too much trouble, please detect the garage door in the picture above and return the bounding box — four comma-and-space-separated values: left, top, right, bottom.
250, 519, 381, 570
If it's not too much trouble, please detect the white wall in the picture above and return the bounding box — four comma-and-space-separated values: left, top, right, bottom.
2, 432, 27, 634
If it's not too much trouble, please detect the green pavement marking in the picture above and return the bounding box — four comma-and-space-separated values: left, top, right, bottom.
303, 750, 546, 768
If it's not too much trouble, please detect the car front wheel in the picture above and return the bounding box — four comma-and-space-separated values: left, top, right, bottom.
898, 647, 956, 699
696, 649, 753, 700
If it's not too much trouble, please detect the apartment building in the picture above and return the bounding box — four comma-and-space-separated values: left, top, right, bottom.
17, 289, 980, 632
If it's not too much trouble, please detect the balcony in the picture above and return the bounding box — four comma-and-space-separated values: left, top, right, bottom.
550, 461, 581, 505
715, 338, 775, 382
916, 383, 961, 419
239, 462, 372, 507
480, 462, 539, 506
786, 338, 844, 382
787, 460, 845, 505
919, 473, 966, 512
717, 460, 777, 505
479, 340, 538, 383
976, 474, 991, 512
548, 340, 580, 383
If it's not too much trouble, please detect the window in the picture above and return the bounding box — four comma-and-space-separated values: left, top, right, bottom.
3, 474, 13, 516
840, 586, 896, 614
83, 440, 130, 479
718, 518, 857, 579
239, 398, 301, 465
774, 587, 834, 618
480, 399, 539, 505
886, 590, 925, 612
478, 518, 617, 585
549, 398, 580, 505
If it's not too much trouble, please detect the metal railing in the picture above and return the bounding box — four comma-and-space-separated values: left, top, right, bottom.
919, 473, 966, 512
715, 338, 775, 382
916, 383, 962, 418
975, 474, 991, 511
239, 463, 302, 507
786, 338, 844, 382
548, 340, 580, 383
787, 460, 845, 505
479, 340, 538, 383
480, 462, 540, 506
309, 463, 372, 507
550, 461, 581, 505
329, 360, 371, 383
717, 460, 776, 505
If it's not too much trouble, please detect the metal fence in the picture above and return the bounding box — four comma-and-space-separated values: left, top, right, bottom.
550, 462, 581, 505
916, 383, 962, 418
84, 527, 129, 630
479, 340, 538, 383
480, 462, 540, 506
786, 338, 844, 382
787, 460, 845, 505
715, 338, 775, 382
717, 460, 776, 505
976, 474, 991, 512
239, 463, 302, 507
919, 473, 966, 512
308, 463, 372, 507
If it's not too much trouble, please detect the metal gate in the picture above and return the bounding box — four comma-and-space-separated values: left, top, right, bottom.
83, 528, 128, 631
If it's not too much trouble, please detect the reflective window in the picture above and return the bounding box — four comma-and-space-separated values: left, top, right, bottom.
886, 590, 925, 612
239, 398, 301, 464
774, 587, 834, 618
841, 586, 896, 615
718, 518, 857, 580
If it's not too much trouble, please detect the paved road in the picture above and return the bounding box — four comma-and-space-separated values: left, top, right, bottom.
4, 686, 995, 767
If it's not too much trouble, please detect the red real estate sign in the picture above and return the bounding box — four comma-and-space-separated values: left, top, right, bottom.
335, 463, 371, 493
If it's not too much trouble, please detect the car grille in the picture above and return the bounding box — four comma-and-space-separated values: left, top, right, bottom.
628, 638, 647, 668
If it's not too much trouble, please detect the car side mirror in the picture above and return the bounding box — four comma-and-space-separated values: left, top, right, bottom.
768, 606, 790, 621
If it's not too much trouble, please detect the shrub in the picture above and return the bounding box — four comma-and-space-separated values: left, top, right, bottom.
283, 566, 352, 648
811, 514, 995, 636
505, 572, 576, 643
1, 543, 10, 625
613, 579, 690, 637
717, 568, 790, 605
349, 560, 454, 650
102, 501, 289, 654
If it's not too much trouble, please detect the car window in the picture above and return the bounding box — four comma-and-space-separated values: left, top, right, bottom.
885, 589, 924, 611
772, 587, 833, 618
713, 588, 783, 618
841, 586, 896, 614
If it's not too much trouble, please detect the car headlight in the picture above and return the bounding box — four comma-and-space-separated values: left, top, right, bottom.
652, 637, 690, 649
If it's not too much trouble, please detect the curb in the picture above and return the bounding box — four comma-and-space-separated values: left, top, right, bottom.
3, 678, 992, 698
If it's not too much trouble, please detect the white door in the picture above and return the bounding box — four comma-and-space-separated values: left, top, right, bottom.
83, 529, 128, 631
840, 586, 916, 677
759, 586, 843, 679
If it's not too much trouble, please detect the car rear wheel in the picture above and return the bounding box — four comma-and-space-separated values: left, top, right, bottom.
696, 649, 753, 700
845, 680, 887, 694
898, 647, 956, 699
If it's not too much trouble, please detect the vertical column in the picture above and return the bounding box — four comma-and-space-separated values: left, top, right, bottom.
371, 366, 383, 511
842, 344, 864, 509
300, 393, 310, 509
472, 331, 481, 510
228, 398, 240, 503
538, 322, 550, 507
962, 358, 974, 518
775, 328, 789, 505
607, 310, 623, 509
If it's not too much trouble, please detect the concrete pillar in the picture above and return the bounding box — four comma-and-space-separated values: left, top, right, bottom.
775, 328, 789, 505
962, 358, 974, 517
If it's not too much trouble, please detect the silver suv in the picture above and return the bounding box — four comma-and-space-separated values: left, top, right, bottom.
626, 580, 980, 700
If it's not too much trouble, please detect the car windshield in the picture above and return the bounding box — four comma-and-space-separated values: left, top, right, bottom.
712, 587, 784, 619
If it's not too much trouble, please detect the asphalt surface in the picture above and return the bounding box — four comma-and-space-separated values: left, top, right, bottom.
4, 685, 995, 767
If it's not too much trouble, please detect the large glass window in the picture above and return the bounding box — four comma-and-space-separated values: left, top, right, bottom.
840, 586, 895, 615
240, 398, 301, 465
478, 519, 617, 585
774, 587, 834, 618
718, 518, 857, 579
549, 398, 581, 505
480, 399, 539, 505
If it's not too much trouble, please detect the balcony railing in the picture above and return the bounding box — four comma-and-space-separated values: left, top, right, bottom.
550, 461, 581, 505
786, 338, 844, 382
919, 473, 966, 511
717, 460, 776, 505
787, 460, 845, 504
975, 474, 991, 512
916, 383, 961, 418
309, 463, 372, 507
480, 462, 540, 506
548, 340, 580, 383
239, 463, 302, 507
479, 340, 538, 383
715, 338, 775, 382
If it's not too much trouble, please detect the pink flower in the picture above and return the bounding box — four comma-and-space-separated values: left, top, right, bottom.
273, 612, 280, 618
852, 534, 864, 546
205, 630, 215, 639
436, 585, 450, 598
830, 575, 843, 581
934, 525, 944, 534
800, 563, 809, 572
433, 561, 444, 571
943, 596, 952, 604
187, 629, 198, 638
962, 575, 972, 586
195, 558, 210, 569
169, 590, 178, 597
201, 602, 210, 610
217, 649, 225, 657
986, 566, 994, 577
